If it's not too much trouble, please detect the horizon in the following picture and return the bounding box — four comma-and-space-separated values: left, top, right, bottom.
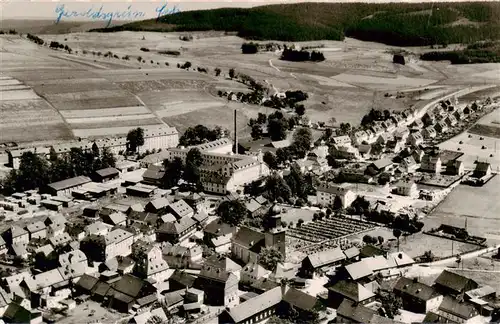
1, 0, 497, 21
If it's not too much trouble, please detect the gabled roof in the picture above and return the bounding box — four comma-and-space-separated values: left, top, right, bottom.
232, 226, 265, 249
142, 165, 165, 181
26, 221, 46, 233
283, 288, 318, 311
387, 252, 415, 267
245, 199, 262, 213
328, 280, 375, 302
193, 210, 209, 223
59, 249, 87, 266
49, 232, 72, 246
147, 197, 170, 211
105, 228, 133, 245
394, 277, 441, 301
95, 167, 119, 178
434, 270, 477, 293
305, 247, 346, 268
112, 274, 147, 298
48, 176, 91, 191
8, 225, 28, 238
337, 299, 376, 323
106, 212, 127, 225
370, 158, 393, 170
158, 216, 196, 235
76, 274, 99, 291
204, 255, 242, 273
362, 255, 390, 272
204, 218, 235, 236
226, 286, 282, 323
345, 261, 373, 280
169, 270, 196, 288
465, 285, 496, 299
439, 296, 478, 319
168, 199, 194, 218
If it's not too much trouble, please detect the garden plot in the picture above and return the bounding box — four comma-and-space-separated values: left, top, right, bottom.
73, 123, 165, 138
66, 113, 157, 125
116, 79, 210, 93
44, 89, 132, 101
59, 106, 150, 119
156, 101, 225, 118
0, 79, 22, 86
49, 96, 142, 110
31, 80, 119, 95
97, 69, 213, 83
0, 89, 40, 101
0, 122, 72, 143
70, 118, 161, 130
8, 69, 96, 82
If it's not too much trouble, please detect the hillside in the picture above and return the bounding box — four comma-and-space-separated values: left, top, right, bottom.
91, 2, 500, 46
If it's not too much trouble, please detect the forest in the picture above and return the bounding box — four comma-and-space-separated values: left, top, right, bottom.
92, 2, 500, 46
421, 41, 500, 64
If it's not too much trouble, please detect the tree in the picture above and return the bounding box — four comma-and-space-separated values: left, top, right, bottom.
49, 147, 58, 162
422, 250, 435, 262
257, 113, 267, 124
295, 104, 306, 116
380, 292, 402, 319
180, 124, 220, 146
363, 235, 373, 244
258, 246, 284, 271
218, 199, 247, 226
339, 122, 351, 135
241, 42, 259, 54
184, 148, 203, 190
393, 228, 402, 252
284, 164, 307, 199
378, 236, 384, 245
268, 118, 288, 141
251, 124, 263, 140
264, 172, 292, 202
263, 152, 278, 169
292, 127, 312, 158
214, 67, 221, 76
127, 127, 145, 153
162, 157, 183, 189
229, 68, 236, 79
276, 147, 291, 165
100, 147, 116, 168
333, 195, 343, 211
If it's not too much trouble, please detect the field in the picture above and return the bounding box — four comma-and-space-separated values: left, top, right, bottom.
427, 176, 500, 244
1, 27, 500, 146
439, 107, 500, 170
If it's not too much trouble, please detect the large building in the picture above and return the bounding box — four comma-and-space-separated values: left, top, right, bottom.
166, 139, 269, 194
317, 183, 356, 208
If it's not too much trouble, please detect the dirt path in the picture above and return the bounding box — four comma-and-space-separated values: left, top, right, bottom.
268, 59, 281, 72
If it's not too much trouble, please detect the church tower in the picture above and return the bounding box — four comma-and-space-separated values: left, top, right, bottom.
264, 203, 286, 257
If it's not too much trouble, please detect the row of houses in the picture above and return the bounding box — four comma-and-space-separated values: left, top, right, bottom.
6, 126, 179, 169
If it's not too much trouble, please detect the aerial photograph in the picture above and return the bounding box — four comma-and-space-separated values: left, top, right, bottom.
0, 0, 499, 323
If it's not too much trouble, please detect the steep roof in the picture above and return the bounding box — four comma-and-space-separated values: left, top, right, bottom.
394, 277, 441, 301
328, 280, 375, 302
305, 247, 346, 268
142, 165, 165, 181
439, 296, 478, 319
147, 197, 170, 211
345, 261, 373, 280
76, 274, 99, 291
226, 286, 282, 323
26, 221, 46, 233
158, 216, 196, 235
204, 218, 235, 236
343, 246, 360, 259
434, 270, 477, 293
112, 274, 146, 298
370, 158, 393, 170
169, 270, 196, 288
204, 255, 242, 273
282, 288, 318, 311
232, 226, 265, 248
337, 299, 376, 323
95, 167, 119, 178
168, 200, 193, 218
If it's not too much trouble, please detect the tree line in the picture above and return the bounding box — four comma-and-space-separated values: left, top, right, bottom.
420, 41, 500, 64
280, 48, 325, 62
1, 145, 116, 195
93, 2, 500, 46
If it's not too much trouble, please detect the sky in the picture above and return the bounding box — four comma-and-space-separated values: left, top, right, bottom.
0, 0, 496, 20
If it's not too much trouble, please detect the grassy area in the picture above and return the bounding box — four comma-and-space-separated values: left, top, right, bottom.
92, 2, 500, 45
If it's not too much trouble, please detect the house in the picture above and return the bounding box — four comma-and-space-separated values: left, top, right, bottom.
245, 199, 267, 217
74, 273, 99, 296
391, 115, 404, 127
370, 124, 384, 137
144, 197, 170, 214
132, 242, 170, 283
141, 165, 165, 186
192, 210, 209, 226
434, 270, 479, 298
430, 296, 480, 324
435, 120, 449, 133
343, 247, 360, 261
231, 216, 286, 264
394, 277, 443, 313
327, 280, 376, 308
195, 255, 240, 306
386, 138, 405, 153
2, 225, 29, 246
423, 126, 437, 139
131, 307, 168, 324
104, 229, 134, 261
366, 159, 393, 176
2, 302, 43, 324
335, 299, 377, 323
421, 154, 442, 174
316, 183, 356, 209
464, 285, 496, 302
279, 287, 324, 323
401, 156, 418, 173
162, 243, 202, 269
128, 211, 159, 227
240, 262, 271, 285
343, 261, 374, 283
376, 133, 391, 146
454, 109, 465, 121
412, 148, 425, 163
387, 252, 415, 268
168, 270, 196, 291
381, 120, 396, 132
126, 184, 157, 197
211, 235, 232, 254
59, 250, 87, 267
156, 216, 196, 244
85, 221, 112, 236
351, 131, 368, 146
394, 180, 417, 197
473, 161, 492, 178
422, 112, 436, 126
410, 119, 424, 129
167, 200, 194, 219
446, 159, 465, 176
25, 221, 47, 240
332, 135, 352, 146
301, 247, 346, 278
204, 218, 237, 241
408, 132, 424, 147
92, 167, 119, 183
0, 236, 7, 255
358, 143, 372, 157
445, 114, 458, 127
329, 144, 360, 160
49, 233, 72, 248
218, 286, 282, 324
45, 176, 92, 196
107, 274, 157, 313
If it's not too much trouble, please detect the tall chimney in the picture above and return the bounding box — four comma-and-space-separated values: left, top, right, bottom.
234, 109, 238, 154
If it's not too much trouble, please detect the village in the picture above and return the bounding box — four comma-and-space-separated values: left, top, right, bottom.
0, 74, 499, 324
